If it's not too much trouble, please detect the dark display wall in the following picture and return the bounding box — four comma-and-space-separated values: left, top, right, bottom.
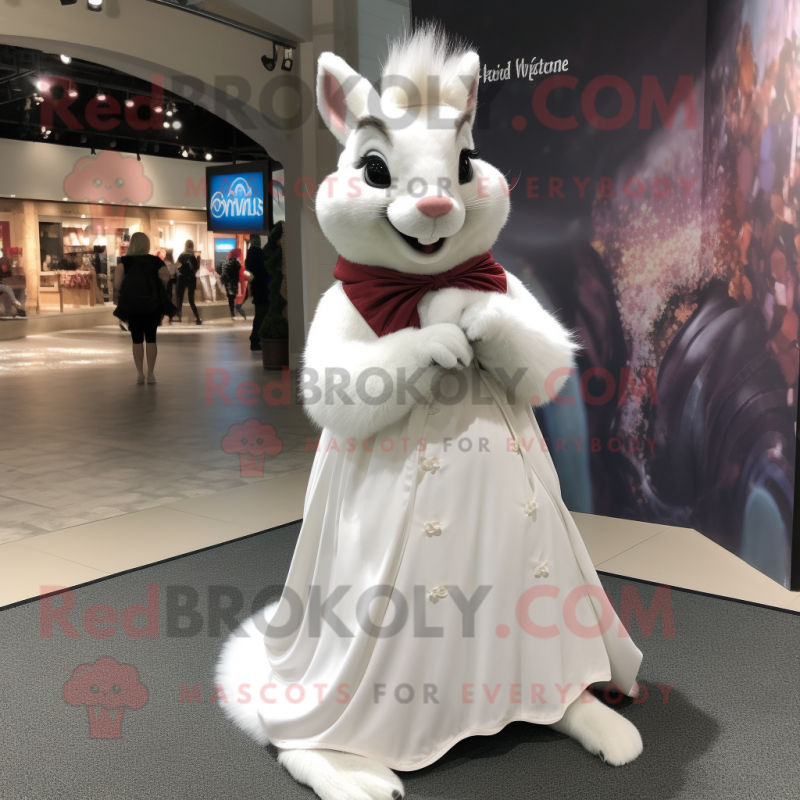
413, 0, 800, 589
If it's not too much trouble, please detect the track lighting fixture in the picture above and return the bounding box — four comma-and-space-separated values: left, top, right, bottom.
281, 48, 294, 72
163, 121, 170, 129
68, 83, 78, 98
153, 103, 163, 113
180, 146, 188, 158
204, 151, 213, 161
60, 54, 72, 65
109, 138, 117, 148
153, 143, 160, 153
87, 0, 103, 11
172, 120, 182, 130
136, 153, 141, 161
80, 133, 87, 144
96, 86, 106, 102
59, 0, 78, 5
91, 147, 96, 156
261, 42, 277, 71
125, 94, 134, 108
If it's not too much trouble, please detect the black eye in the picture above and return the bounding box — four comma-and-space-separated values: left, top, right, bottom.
361, 155, 392, 189
459, 149, 478, 185
93, 177, 102, 187
115, 178, 124, 188
90, 684, 100, 694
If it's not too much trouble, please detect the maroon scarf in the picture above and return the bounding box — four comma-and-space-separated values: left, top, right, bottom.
333, 251, 507, 337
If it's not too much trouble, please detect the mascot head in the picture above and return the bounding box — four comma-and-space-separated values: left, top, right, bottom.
315, 26, 510, 274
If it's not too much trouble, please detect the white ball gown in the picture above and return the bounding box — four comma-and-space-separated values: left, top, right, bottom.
217, 310, 643, 769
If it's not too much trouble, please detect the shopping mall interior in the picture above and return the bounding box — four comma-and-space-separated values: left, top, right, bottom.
0, 1, 798, 799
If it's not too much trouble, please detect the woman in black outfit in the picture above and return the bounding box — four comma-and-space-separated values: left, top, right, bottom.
220, 247, 243, 321
175, 239, 202, 324
113, 232, 175, 384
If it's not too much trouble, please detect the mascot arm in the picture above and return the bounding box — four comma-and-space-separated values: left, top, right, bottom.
302, 283, 467, 438
460, 273, 579, 407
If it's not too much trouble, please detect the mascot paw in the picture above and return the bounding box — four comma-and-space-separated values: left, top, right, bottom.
550, 690, 643, 766
459, 300, 504, 343
416, 323, 473, 370
278, 748, 404, 800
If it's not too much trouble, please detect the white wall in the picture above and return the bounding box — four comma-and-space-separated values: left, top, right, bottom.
0, 138, 216, 210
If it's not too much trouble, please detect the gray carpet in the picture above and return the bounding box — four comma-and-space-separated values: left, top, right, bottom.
0, 521, 798, 800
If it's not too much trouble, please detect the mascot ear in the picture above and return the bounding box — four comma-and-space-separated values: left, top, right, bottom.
317, 52, 377, 145
454, 51, 480, 114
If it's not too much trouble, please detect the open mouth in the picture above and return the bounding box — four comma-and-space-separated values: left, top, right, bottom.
387, 221, 445, 255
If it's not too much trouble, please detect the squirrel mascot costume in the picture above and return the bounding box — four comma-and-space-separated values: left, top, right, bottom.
217, 26, 644, 800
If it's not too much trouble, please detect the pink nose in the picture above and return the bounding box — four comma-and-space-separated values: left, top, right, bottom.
416, 196, 453, 218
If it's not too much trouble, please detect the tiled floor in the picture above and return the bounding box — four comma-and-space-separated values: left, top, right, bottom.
0, 321, 315, 544
1, 324, 798, 611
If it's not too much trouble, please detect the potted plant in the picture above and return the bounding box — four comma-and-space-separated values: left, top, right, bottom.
258, 222, 289, 369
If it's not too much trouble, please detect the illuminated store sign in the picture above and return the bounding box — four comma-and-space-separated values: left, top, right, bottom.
208, 172, 265, 232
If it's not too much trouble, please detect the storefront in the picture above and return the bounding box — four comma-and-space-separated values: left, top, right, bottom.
0, 137, 230, 315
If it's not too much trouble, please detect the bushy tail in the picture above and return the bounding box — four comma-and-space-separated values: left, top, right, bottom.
214, 602, 279, 746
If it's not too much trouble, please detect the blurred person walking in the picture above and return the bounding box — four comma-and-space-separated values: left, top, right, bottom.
113, 232, 175, 384
176, 240, 202, 325
220, 247, 243, 321
245, 233, 270, 351
164, 248, 177, 323
235, 258, 249, 320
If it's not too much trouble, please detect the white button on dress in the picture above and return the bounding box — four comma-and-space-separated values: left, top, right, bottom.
420, 456, 441, 473
534, 562, 550, 578
423, 521, 442, 537
427, 586, 448, 603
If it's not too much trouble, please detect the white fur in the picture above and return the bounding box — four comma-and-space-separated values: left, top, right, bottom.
215, 602, 279, 746
550, 690, 644, 766
278, 749, 404, 800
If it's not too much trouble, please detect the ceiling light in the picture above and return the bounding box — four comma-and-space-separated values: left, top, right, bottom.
109, 138, 116, 148
281, 48, 294, 72
96, 86, 106, 102
87, 0, 103, 11
172, 120, 181, 130
153, 103, 163, 113
261, 43, 277, 72
68, 84, 78, 98
180, 147, 188, 158
125, 94, 134, 108
80, 134, 87, 144
36, 79, 49, 92
60, 54, 72, 65
204, 151, 212, 161
163, 121, 170, 129
90, 147, 96, 156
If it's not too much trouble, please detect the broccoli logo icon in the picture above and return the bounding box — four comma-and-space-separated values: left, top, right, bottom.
221, 419, 283, 476
63, 657, 148, 739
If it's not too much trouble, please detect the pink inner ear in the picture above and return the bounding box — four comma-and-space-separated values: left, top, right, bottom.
467, 76, 478, 110
322, 71, 347, 135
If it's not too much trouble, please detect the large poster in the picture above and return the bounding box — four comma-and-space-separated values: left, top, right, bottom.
413, 0, 800, 588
